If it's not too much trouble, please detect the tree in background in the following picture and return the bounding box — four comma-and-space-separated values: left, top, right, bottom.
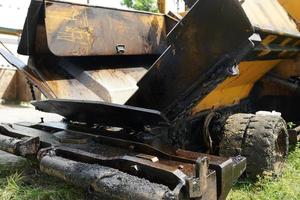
121, 0, 158, 12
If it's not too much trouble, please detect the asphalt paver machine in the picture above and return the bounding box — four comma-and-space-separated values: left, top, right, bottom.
0, 0, 300, 199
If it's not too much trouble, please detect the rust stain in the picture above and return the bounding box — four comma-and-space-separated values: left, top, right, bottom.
53, 8, 94, 55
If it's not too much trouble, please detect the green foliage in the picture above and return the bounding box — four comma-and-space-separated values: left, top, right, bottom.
228, 143, 300, 200
121, 0, 158, 12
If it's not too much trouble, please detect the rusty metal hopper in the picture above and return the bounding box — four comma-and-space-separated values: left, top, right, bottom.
17, 0, 173, 104
16, 0, 254, 122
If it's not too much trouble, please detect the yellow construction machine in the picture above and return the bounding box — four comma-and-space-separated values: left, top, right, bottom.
0, 0, 299, 199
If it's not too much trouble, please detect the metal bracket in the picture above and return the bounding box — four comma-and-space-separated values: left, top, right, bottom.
116, 44, 126, 54
227, 64, 240, 76
187, 156, 208, 198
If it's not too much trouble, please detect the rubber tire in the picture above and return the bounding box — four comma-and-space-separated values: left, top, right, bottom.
219, 113, 289, 179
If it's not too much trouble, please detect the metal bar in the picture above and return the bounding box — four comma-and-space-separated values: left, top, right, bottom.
186, 157, 208, 198
0, 47, 57, 98
0, 47, 26, 70
59, 59, 109, 102
39, 154, 175, 200
53, 146, 187, 190
0, 27, 22, 36
0, 134, 39, 156
0, 123, 58, 147
38, 0, 167, 56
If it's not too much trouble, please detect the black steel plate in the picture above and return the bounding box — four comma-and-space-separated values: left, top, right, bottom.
32, 99, 168, 129
126, 0, 254, 119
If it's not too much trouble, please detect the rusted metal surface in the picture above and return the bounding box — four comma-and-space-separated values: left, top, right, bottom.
19, 0, 168, 56
186, 157, 208, 198
58, 59, 109, 102
15, 0, 170, 102
44, 1, 166, 56
126, 0, 254, 120
58, 59, 145, 103
0, 27, 22, 36
31, 56, 105, 101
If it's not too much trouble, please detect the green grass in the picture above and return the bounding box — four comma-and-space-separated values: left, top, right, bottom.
0, 144, 299, 200
0, 160, 84, 200
228, 143, 300, 200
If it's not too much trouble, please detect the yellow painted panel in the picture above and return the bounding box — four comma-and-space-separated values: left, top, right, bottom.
262, 35, 277, 46
192, 60, 281, 113
272, 57, 300, 79
279, 0, 300, 22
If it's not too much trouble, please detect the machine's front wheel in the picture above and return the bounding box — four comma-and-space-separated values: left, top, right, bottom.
219, 112, 289, 179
